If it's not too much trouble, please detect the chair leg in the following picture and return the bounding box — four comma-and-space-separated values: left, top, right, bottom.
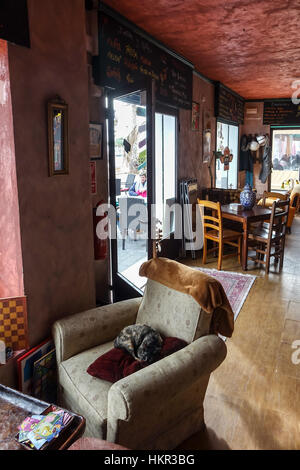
238, 237, 242, 265
279, 237, 286, 272
218, 241, 223, 271
259, 243, 264, 261
265, 243, 271, 274
203, 237, 207, 265
274, 241, 279, 265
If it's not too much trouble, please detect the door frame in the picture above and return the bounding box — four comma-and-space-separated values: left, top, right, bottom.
154, 103, 180, 258
107, 79, 156, 302
215, 119, 240, 190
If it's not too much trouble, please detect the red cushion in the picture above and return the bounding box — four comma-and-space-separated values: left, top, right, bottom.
87, 337, 188, 383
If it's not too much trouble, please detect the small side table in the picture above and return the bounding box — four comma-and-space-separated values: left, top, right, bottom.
0, 384, 85, 450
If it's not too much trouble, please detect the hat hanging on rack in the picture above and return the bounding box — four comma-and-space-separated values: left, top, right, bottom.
249, 139, 259, 152
256, 135, 266, 146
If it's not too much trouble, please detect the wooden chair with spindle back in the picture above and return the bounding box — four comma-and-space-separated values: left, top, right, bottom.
197, 199, 242, 271
248, 199, 290, 274
261, 191, 288, 205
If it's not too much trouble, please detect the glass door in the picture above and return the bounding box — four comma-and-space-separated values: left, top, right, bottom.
107, 81, 155, 302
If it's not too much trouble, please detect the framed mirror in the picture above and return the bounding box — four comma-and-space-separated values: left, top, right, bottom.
48, 98, 69, 176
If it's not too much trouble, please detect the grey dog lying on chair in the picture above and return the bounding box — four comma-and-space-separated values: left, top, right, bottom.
114, 324, 163, 363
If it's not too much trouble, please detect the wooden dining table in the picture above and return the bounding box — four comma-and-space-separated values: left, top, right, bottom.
221, 204, 272, 271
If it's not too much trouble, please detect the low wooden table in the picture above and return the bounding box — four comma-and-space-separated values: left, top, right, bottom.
221, 204, 272, 271
0, 384, 85, 450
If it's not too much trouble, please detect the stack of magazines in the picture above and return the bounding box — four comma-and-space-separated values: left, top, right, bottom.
17, 407, 73, 449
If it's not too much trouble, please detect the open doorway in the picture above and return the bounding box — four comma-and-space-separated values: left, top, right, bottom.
271, 128, 300, 190
112, 92, 149, 292
108, 87, 177, 298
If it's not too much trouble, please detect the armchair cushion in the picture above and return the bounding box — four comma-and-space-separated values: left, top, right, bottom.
139, 258, 234, 338
86, 337, 188, 383
58, 341, 114, 438
52, 298, 142, 364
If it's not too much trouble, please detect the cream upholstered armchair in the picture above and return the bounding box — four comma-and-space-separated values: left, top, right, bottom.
52, 258, 232, 450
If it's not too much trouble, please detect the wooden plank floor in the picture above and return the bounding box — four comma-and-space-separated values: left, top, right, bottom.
178, 215, 300, 450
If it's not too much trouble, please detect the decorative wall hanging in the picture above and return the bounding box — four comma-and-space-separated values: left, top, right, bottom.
90, 161, 97, 195
191, 102, 200, 131
48, 98, 69, 176
203, 128, 212, 163
220, 146, 233, 171
89, 122, 103, 160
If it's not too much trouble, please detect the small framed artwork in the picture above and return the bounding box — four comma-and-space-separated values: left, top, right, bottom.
48, 98, 69, 176
17, 338, 54, 395
32, 348, 57, 403
191, 102, 200, 131
89, 122, 103, 160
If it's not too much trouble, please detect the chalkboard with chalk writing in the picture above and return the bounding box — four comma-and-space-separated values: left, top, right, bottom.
215, 82, 244, 124
0, 0, 30, 48
94, 13, 193, 109
263, 100, 300, 125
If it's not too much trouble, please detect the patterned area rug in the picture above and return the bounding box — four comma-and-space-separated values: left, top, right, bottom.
196, 267, 256, 324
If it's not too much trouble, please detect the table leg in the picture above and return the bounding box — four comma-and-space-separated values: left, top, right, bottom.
242, 219, 249, 270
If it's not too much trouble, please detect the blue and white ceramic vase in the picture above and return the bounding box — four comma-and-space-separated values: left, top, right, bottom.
240, 184, 256, 210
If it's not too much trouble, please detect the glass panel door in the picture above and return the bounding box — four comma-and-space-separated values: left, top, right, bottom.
108, 82, 155, 302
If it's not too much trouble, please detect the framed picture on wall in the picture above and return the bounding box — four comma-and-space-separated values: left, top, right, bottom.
48, 98, 69, 176
17, 338, 54, 395
89, 122, 103, 160
191, 102, 200, 131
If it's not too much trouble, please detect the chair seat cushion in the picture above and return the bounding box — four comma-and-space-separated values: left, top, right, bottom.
58, 341, 115, 436
86, 337, 188, 383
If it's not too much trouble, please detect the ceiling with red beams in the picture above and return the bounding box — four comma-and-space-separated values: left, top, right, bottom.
103, 0, 300, 100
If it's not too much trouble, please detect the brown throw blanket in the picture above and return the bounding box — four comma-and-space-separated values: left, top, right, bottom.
139, 257, 234, 338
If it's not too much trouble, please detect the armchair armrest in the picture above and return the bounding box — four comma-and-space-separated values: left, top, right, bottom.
107, 334, 226, 442
52, 298, 142, 364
